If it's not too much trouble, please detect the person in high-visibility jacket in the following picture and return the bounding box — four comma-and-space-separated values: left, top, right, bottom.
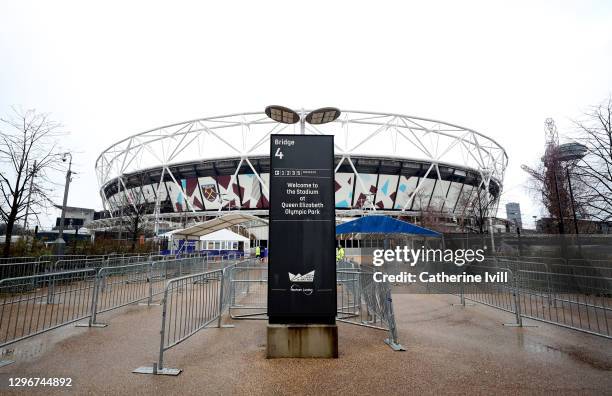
336, 246, 345, 262
255, 246, 261, 260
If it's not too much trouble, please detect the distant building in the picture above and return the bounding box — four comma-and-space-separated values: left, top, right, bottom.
54, 205, 95, 229
505, 202, 522, 230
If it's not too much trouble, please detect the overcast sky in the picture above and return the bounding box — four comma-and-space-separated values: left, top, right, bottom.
1, 0, 611, 229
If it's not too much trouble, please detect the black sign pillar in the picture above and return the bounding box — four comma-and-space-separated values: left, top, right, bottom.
268, 134, 336, 325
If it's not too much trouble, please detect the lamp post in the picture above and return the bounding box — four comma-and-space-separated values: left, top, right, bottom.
23, 160, 37, 232
556, 143, 587, 234
264, 106, 341, 133
54, 152, 73, 255
551, 165, 565, 234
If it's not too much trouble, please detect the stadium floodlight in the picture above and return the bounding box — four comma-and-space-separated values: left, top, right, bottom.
305, 107, 341, 125
265, 105, 300, 124
266, 105, 341, 134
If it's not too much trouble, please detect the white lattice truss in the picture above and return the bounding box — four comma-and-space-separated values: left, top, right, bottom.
95, 110, 507, 226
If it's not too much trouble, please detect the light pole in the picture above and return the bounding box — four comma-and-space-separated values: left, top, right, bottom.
54, 152, 73, 255
23, 160, 37, 232
550, 163, 565, 234
265, 106, 341, 133
556, 143, 587, 234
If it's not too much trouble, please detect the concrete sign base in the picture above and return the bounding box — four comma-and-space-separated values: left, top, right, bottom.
266, 324, 338, 358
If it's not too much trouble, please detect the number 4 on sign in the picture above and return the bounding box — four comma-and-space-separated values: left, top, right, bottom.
275, 148, 284, 160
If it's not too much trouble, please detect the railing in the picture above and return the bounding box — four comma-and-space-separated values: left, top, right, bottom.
38, 254, 102, 263
0, 261, 53, 280
133, 268, 229, 375
133, 258, 404, 375
228, 262, 267, 319
337, 266, 404, 351
54, 258, 106, 272
438, 260, 612, 338
86, 263, 157, 327
0, 252, 223, 280
84, 256, 229, 327
516, 269, 612, 337
0, 269, 97, 353
0, 255, 237, 367
0, 256, 39, 265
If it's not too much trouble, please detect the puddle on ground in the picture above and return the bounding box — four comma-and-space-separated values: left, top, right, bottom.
515, 332, 612, 371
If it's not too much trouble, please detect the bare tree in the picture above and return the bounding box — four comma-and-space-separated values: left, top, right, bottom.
456, 185, 497, 233
114, 176, 154, 251
571, 96, 612, 222
414, 191, 436, 228
0, 108, 65, 257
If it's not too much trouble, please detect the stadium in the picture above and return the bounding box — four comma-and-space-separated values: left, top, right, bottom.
89, 110, 508, 234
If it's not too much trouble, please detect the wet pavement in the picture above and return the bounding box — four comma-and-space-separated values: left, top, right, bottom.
0, 293, 611, 395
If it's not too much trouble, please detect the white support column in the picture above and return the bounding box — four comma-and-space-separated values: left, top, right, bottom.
245, 157, 269, 195
154, 167, 166, 237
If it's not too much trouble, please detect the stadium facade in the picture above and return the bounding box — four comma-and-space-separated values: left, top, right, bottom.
90, 110, 507, 233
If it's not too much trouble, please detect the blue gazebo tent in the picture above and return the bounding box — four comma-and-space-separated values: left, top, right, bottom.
336, 215, 441, 237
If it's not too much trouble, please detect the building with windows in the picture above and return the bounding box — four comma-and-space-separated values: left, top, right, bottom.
505, 202, 522, 230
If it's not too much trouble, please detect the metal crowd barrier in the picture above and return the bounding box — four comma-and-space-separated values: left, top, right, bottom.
82, 256, 225, 327
516, 269, 611, 337
445, 264, 525, 326
440, 260, 612, 338
134, 258, 404, 375
133, 268, 227, 375
337, 266, 404, 351
85, 263, 157, 327
0, 253, 219, 281
0, 256, 38, 265
0, 261, 53, 280
0, 255, 230, 367
0, 269, 97, 366
337, 260, 356, 270
228, 261, 268, 319
37, 254, 102, 263
53, 258, 106, 272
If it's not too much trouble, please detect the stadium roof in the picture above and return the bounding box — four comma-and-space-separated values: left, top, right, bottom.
336, 215, 441, 237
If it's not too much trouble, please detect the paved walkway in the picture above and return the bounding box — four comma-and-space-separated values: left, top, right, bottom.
1, 294, 611, 395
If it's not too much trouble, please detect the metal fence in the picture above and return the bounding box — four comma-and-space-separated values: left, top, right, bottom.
0, 256, 40, 265
0, 255, 238, 368
337, 265, 404, 351
437, 259, 612, 338
0, 269, 97, 366
0, 253, 225, 280
0, 261, 53, 280
133, 258, 404, 375
133, 267, 230, 375
228, 262, 268, 319
85, 263, 157, 327
83, 256, 234, 327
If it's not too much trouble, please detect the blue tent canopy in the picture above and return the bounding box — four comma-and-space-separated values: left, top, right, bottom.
336, 215, 441, 237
